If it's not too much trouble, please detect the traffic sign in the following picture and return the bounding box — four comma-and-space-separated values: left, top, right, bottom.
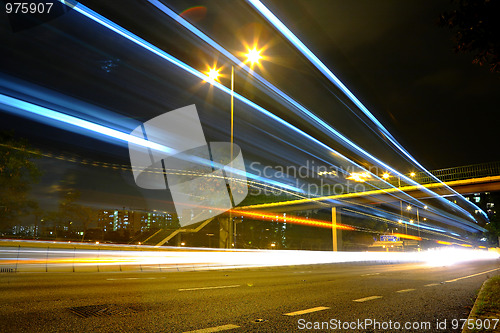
380, 235, 399, 242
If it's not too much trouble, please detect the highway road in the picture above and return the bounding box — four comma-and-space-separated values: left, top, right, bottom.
0, 259, 499, 332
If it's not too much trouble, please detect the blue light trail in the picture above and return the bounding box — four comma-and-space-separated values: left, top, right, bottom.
11, 0, 481, 233
246, 0, 487, 220
142, 0, 485, 228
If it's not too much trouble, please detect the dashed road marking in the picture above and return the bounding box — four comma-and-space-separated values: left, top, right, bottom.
396, 288, 415, 293
106, 277, 165, 281
353, 296, 382, 302
424, 283, 440, 287
179, 285, 240, 292
361, 273, 380, 276
183, 324, 240, 333
284, 306, 330, 316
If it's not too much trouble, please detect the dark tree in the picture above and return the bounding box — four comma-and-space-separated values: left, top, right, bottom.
0, 132, 41, 230
439, 0, 500, 73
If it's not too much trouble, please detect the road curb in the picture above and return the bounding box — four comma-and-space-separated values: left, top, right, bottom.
461, 276, 496, 333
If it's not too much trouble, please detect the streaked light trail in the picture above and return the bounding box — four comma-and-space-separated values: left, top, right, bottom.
2, 0, 481, 235
246, 0, 487, 220
0, 94, 175, 154
1, 243, 497, 273
142, 0, 485, 229
230, 210, 355, 230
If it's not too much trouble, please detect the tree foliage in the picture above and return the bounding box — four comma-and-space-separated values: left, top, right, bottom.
0, 132, 41, 229
439, 0, 500, 73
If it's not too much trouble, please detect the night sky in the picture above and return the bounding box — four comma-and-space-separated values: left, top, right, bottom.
1, 0, 499, 217
264, 0, 500, 169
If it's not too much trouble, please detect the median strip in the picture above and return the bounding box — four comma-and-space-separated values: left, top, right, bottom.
353, 296, 382, 302
284, 306, 330, 316
182, 324, 240, 333
178, 285, 240, 292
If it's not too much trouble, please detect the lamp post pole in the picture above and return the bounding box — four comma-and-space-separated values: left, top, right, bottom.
229, 65, 235, 248
205, 47, 264, 249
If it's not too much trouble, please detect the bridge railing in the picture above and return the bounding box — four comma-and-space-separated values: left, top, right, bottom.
413, 161, 500, 185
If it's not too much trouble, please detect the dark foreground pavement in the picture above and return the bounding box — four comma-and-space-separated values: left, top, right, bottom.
0, 259, 499, 332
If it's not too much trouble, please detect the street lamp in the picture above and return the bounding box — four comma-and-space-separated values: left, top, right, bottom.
205, 67, 220, 83
204, 45, 265, 164
382, 172, 405, 228
204, 45, 266, 249
346, 171, 372, 182
245, 47, 263, 66
206, 233, 214, 248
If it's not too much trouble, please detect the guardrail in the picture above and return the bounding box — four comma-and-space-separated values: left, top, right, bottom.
418, 161, 500, 184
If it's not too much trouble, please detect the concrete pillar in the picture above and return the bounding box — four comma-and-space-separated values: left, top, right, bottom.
332, 207, 342, 251
219, 216, 233, 248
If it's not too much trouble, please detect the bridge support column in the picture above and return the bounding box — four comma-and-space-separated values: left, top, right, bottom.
332, 207, 342, 251
219, 216, 233, 249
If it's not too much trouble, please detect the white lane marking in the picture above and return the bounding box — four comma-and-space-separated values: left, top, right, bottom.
445, 268, 500, 283
424, 283, 440, 287
106, 277, 159, 281
396, 288, 415, 293
361, 273, 380, 276
353, 296, 382, 302
284, 306, 330, 316
179, 285, 240, 292
183, 324, 240, 333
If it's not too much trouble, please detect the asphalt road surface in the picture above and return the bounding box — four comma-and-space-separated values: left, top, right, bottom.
1, 259, 499, 332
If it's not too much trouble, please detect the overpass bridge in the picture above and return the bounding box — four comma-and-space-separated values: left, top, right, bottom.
231, 161, 500, 247
239, 161, 500, 212
140, 162, 500, 248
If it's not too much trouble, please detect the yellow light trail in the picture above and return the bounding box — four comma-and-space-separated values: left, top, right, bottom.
230, 209, 355, 230
239, 175, 500, 211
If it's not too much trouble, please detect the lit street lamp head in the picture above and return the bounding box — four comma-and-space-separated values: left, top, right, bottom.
245, 47, 263, 66
205, 67, 220, 83
346, 171, 372, 182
